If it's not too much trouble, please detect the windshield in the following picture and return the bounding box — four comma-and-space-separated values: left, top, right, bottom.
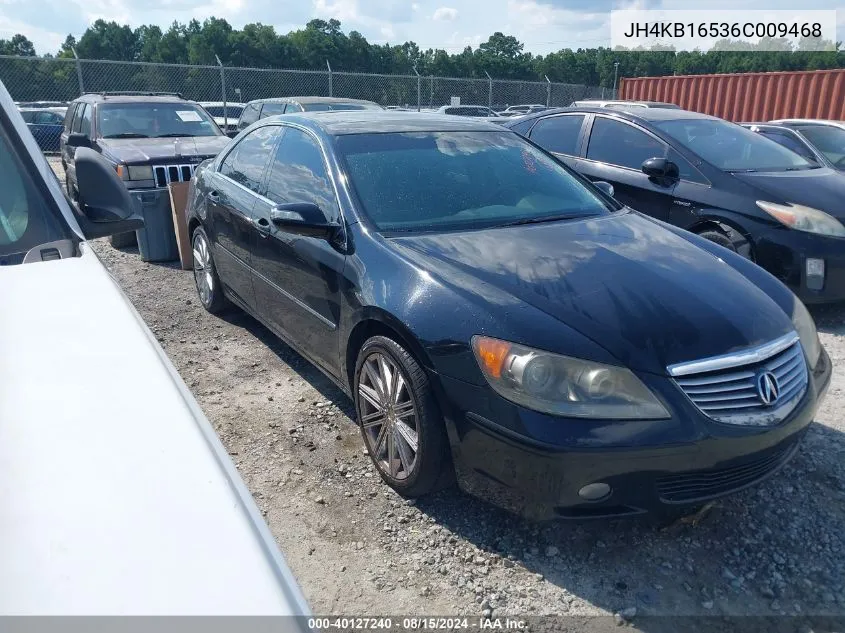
797, 125, 845, 169
97, 103, 221, 139
656, 118, 815, 172
203, 105, 244, 118
337, 131, 611, 233
303, 102, 381, 112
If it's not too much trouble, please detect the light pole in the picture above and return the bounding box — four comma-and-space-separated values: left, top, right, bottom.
612, 62, 620, 97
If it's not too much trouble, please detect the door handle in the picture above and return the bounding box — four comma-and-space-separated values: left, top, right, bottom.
254, 217, 271, 236
208, 190, 220, 201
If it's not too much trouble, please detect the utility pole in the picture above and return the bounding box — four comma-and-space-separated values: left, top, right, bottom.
216, 55, 227, 131
71, 47, 84, 96
413, 66, 421, 112
484, 70, 493, 109
612, 62, 620, 97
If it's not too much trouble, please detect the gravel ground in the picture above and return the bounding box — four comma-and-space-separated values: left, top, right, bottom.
86, 234, 845, 629
46, 156, 845, 627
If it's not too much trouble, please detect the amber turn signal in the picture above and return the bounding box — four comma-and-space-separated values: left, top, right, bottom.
472, 336, 512, 379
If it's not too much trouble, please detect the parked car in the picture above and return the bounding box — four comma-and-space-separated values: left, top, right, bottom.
185, 110, 830, 520
498, 104, 548, 117
200, 101, 246, 136
60, 92, 231, 247
237, 97, 382, 132
0, 79, 309, 617
19, 106, 66, 152
744, 120, 845, 172
570, 100, 680, 109
436, 105, 500, 118
506, 107, 845, 303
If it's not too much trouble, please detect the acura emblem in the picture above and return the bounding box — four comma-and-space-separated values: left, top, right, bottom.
757, 372, 780, 406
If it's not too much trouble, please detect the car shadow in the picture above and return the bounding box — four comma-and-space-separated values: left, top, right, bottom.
410, 416, 845, 625
810, 302, 845, 336
216, 308, 355, 418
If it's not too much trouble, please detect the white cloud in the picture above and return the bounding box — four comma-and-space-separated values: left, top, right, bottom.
433, 7, 458, 21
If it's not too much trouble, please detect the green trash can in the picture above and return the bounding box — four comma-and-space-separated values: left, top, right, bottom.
132, 189, 179, 262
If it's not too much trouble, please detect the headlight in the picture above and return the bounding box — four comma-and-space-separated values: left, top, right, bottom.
116, 164, 154, 181
756, 201, 845, 237
471, 336, 670, 419
792, 294, 821, 367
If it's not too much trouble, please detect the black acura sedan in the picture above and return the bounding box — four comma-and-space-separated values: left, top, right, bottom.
186, 112, 830, 520
505, 107, 845, 304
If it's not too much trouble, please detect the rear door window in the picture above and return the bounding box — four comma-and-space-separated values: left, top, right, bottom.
758, 129, 818, 163
71, 104, 86, 133
586, 116, 666, 169
79, 105, 93, 136
219, 125, 279, 194
528, 114, 585, 155
238, 103, 260, 128
260, 103, 286, 118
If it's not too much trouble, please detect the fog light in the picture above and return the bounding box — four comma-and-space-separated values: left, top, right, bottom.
806, 258, 825, 291
578, 482, 611, 501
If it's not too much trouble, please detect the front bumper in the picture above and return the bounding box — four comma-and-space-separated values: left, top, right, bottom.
435, 347, 831, 520
755, 228, 845, 304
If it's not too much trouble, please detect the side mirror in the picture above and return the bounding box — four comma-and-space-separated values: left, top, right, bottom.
65, 132, 91, 149
73, 147, 144, 239
269, 202, 338, 240
593, 181, 615, 198
641, 157, 679, 183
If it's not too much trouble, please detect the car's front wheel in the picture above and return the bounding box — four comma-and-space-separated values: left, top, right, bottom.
698, 229, 737, 252
192, 226, 229, 314
354, 336, 450, 497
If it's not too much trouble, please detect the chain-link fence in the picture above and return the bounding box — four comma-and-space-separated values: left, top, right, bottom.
0, 54, 611, 113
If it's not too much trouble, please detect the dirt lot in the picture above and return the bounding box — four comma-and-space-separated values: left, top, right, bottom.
86, 230, 845, 629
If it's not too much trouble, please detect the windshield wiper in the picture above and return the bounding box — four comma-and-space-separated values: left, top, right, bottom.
499, 213, 591, 228
156, 133, 198, 138
102, 133, 149, 139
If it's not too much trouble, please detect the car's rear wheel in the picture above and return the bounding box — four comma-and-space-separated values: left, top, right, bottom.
354, 336, 450, 497
192, 226, 229, 314
698, 229, 736, 252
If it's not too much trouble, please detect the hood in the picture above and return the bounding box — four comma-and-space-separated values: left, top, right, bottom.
99, 135, 231, 164
391, 212, 794, 375
731, 167, 845, 220
0, 246, 308, 615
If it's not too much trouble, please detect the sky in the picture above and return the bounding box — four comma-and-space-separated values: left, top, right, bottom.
0, 0, 842, 58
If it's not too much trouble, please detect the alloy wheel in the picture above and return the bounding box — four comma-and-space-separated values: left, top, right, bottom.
193, 233, 214, 306
358, 351, 419, 480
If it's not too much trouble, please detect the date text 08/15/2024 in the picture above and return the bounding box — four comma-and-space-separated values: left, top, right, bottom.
308, 617, 528, 630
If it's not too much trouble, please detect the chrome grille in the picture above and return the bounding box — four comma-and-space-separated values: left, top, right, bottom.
153, 163, 197, 188
671, 333, 808, 426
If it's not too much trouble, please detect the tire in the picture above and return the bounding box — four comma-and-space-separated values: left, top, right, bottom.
191, 226, 229, 314
109, 231, 137, 248
354, 335, 450, 498
698, 229, 736, 252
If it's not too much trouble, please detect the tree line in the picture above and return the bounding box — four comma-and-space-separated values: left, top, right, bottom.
1, 17, 843, 87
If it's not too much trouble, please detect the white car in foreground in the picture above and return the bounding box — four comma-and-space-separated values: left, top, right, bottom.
0, 80, 309, 618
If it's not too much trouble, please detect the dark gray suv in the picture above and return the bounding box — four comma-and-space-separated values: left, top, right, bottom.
60, 92, 231, 245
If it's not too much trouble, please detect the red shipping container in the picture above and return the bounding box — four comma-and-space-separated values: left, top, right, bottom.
619, 69, 845, 122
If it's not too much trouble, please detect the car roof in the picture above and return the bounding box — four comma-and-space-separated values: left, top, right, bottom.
505, 106, 719, 126
75, 92, 191, 104
270, 110, 504, 135
19, 106, 66, 113
439, 104, 490, 109
771, 118, 845, 128
200, 101, 246, 107
248, 96, 379, 106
